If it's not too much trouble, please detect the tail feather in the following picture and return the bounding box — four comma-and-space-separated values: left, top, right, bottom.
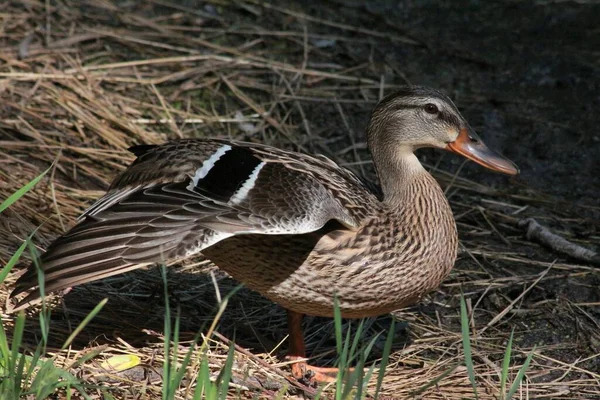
11, 244, 129, 297
10, 216, 196, 310
12, 259, 145, 311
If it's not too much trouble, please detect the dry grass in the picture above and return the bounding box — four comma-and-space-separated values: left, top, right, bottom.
1, 1, 599, 399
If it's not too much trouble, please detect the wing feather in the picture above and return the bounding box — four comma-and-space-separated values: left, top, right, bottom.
11, 139, 375, 310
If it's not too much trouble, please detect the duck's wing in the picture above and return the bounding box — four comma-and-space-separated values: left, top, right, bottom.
11, 139, 376, 309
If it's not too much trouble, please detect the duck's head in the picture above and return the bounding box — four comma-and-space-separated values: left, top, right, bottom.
367, 86, 519, 175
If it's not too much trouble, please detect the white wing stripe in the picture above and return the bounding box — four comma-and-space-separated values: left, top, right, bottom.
188, 145, 231, 190
229, 161, 266, 205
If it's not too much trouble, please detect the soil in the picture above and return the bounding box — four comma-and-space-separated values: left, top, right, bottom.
297, 0, 600, 204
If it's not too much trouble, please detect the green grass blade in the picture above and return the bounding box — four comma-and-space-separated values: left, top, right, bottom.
29, 359, 61, 398
166, 307, 182, 399
0, 315, 10, 365
349, 319, 365, 363
1, 313, 25, 396
362, 363, 377, 399
29, 360, 81, 400
333, 296, 343, 355
0, 238, 28, 285
15, 350, 27, 397
341, 320, 352, 370
161, 264, 172, 400
25, 346, 43, 384
61, 298, 108, 351
0, 165, 52, 214
344, 336, 372, 399
337, 319, 353, 398
506, 347, 535, 400
21, 346, 41, 391
0, 316, 12, 372
374, 319, 395, 399
37, 297, 49, 352
342, 320, 352, 365
1, 220, 44, 286
333, 296, 345, 400
500, 328, 515, 399
27, 243, 50, 353
351, 330, 381, 399
344, 351, 364, 399
218, 344, 235, 400
0, 145, 53, 398
174, 335, 200, 399
460, 296, 478, 399
10, 312, 25, 381
194, 355, 211, 400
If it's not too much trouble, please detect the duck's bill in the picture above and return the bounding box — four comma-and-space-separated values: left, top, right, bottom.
446, 128, 519, 175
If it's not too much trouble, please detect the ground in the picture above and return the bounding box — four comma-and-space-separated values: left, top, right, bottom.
0, 1, 599, 399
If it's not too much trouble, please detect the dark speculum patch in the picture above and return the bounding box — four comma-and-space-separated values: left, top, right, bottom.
193, 146, 263, 201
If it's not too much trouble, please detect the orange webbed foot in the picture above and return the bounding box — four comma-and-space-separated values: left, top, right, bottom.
287, 356, 339, 384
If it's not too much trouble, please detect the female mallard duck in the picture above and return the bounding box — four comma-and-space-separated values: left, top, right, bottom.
11, 86, 518, 383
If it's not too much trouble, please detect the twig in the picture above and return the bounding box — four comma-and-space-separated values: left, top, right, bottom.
519, 218, 600, 266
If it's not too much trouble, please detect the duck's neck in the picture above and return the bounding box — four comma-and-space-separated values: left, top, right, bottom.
372, 147, 432, 205
369, 145, 458, 298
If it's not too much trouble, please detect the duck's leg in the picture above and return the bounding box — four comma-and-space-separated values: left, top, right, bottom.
286, 310, 338, 383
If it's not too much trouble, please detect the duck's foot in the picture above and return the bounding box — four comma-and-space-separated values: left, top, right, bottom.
287, 356, 339, 385
285, 311, 358, 386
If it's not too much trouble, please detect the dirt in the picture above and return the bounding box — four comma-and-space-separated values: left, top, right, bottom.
295, 0, 600, 204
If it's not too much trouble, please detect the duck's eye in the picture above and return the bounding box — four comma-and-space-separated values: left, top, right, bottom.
424, 103, 438, 114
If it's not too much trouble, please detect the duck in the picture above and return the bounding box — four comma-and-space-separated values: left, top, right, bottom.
11, 85, 518, 384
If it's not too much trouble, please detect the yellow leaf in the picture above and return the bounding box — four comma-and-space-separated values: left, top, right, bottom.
100, 354, 141, 372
